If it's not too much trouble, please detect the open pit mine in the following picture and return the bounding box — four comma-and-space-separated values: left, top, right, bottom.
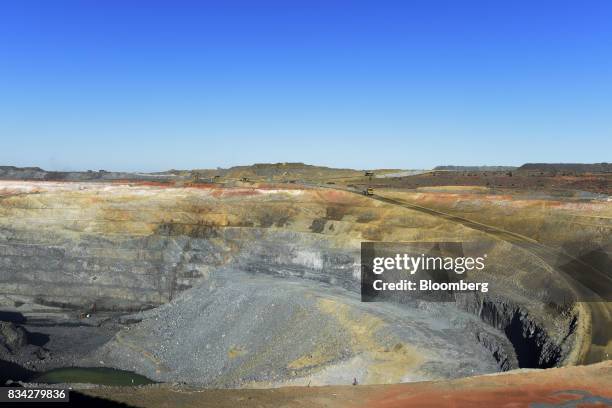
0, 164, 610, 406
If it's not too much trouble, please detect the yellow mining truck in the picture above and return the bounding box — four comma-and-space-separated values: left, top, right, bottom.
363, 187, 374, 196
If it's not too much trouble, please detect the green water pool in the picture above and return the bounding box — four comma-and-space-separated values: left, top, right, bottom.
33, 367, 155, 386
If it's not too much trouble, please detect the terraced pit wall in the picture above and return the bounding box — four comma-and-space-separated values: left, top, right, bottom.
0, 182, 586, 370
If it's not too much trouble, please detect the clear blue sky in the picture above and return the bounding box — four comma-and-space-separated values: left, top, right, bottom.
1, 1, 610, 171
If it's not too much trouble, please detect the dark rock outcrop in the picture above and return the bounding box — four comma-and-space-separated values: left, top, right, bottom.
0, 321, 28, 354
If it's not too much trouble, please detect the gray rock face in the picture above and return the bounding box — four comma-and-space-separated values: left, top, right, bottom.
0, 224, 578, 375
0, 225, 355, 311
0, 321, 27, 353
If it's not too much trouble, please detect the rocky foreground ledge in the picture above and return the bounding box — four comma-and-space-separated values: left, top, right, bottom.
75, 360, 611, 408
